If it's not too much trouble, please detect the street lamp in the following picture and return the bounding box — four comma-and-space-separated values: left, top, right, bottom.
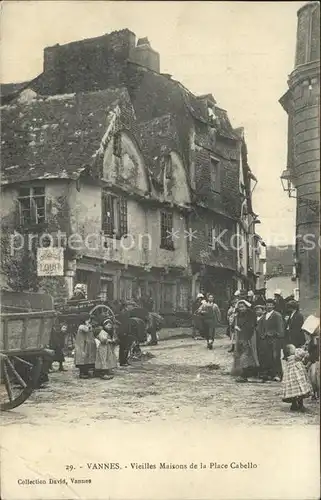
281, 169, 319, 213
280, 169, 296, 198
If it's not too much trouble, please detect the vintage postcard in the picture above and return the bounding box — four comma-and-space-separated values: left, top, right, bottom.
0, 1, 320, 499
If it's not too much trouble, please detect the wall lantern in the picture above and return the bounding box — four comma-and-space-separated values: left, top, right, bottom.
280, 169, 296, 198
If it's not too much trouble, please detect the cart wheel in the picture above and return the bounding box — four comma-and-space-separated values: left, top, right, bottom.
0, 355, 42, 411
89, 304, 116, 322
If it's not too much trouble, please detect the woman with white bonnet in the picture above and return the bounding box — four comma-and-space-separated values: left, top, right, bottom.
302, 315, 320, 400
231, 299, 258, 382
71, 283, 87, 301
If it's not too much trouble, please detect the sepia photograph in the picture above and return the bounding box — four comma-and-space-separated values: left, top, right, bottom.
0, 1, 320, 499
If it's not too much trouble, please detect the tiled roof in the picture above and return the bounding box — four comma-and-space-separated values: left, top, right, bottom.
169, 80, 239, 140
138, 114, 183, 190
214, 107, 240, 140
1, 87, 134, 185
0, 76, 42, 105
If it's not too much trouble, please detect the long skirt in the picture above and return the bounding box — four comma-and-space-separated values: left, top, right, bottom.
231, 338, 259, 376
308, 361, 320, 395
95, 342, 118, 371
74, 330, 97, 368
283, 358, 311, 401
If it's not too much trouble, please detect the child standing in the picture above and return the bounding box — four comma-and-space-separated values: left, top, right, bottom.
282, 344, 312, 411
74, 319, 97, 379
94, 318, 118, 380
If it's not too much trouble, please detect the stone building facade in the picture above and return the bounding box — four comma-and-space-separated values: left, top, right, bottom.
279, 1, 320, 315
1, 29, 262, 319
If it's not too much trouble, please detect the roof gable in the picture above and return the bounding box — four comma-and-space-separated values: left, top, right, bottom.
1, 87, 135, 185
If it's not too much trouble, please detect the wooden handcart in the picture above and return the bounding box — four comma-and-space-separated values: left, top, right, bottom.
0, 308, 56, 411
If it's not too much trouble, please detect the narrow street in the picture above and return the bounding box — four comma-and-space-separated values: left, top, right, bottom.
2, 330, 319, 427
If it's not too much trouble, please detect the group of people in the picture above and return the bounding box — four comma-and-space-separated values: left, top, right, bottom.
74, 316, 118, 380
226, 288, 319, 411
46, 284, 164, 382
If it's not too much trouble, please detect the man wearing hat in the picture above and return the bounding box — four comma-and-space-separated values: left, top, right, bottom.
263, 298, 284, 381
274, 289, 286, 318
284, 300, 305, 349
247, 290, 255, 305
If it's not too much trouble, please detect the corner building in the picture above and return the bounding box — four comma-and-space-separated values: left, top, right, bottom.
280, 1, 320, 315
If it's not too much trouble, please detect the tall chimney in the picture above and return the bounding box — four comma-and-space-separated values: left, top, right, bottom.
131, 37, 160, 73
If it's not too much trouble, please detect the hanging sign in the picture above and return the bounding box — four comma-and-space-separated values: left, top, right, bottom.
37, 247, 64, 276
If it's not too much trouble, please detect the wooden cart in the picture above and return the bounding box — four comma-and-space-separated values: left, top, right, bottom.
0, 309, 56, 411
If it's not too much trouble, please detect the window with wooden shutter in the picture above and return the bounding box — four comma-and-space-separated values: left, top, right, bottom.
160, 211, 174, 250
209, 157, 221, 193
102, 191, 115, 237
118, 197, 128, 237
102, 190, 128, 239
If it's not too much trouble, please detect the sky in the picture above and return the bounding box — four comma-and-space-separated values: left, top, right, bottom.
0, 1, 305, 244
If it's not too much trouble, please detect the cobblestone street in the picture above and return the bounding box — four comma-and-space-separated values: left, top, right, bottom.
2, 330, 319, 427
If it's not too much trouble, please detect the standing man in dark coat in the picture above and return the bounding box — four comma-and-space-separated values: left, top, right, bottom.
284, 300, 305, 349
263, 299, 284, 381
273, 289, 287, 318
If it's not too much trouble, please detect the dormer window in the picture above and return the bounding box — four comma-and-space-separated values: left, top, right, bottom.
208, 105, 217, 127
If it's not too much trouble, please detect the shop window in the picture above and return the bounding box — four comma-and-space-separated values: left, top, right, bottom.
161, 283, 175, 311
120, 277, 133, 301
17, 186, 46, 226
160, 210, 174, 250
102, 190, 128, 238
177, 282, 190, 311
100, 278, 114, 301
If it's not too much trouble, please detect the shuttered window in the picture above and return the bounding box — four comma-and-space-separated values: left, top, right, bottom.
117, 197, 128, 237
210, 158, 221, 193
102, 190, 128, 238
160, 211, 174, 250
